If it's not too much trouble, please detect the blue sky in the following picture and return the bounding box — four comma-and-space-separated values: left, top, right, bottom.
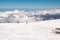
0, 0, 60, 9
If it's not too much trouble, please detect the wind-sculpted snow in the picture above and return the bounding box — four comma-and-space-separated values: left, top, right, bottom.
0, 9, 60, 23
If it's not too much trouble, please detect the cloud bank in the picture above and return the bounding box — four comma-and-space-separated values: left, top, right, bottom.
0, 9, 60, 23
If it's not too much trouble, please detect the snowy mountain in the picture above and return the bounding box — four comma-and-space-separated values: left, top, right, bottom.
0, 9, 60, 40
0, 19, 60, 40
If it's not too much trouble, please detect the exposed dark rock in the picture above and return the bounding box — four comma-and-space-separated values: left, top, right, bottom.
52, 28, 60, 34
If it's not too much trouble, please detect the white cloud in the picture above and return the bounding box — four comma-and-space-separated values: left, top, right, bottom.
0, 9, 60, 23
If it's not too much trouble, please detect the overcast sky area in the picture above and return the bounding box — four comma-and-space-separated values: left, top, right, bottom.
0, 0, 60, 9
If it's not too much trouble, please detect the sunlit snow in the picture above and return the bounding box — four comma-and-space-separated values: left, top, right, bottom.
0, 19, 60, 40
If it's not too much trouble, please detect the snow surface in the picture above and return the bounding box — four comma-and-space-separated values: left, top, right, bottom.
0, 19, 60, 40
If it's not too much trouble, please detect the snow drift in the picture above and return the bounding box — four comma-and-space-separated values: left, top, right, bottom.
0, 9, 60, 23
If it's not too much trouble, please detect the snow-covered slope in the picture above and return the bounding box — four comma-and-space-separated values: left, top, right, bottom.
0, 9, 60, 23
0, 19, 60, 40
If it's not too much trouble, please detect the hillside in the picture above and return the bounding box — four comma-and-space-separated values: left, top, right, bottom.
0, 19, 60, 40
